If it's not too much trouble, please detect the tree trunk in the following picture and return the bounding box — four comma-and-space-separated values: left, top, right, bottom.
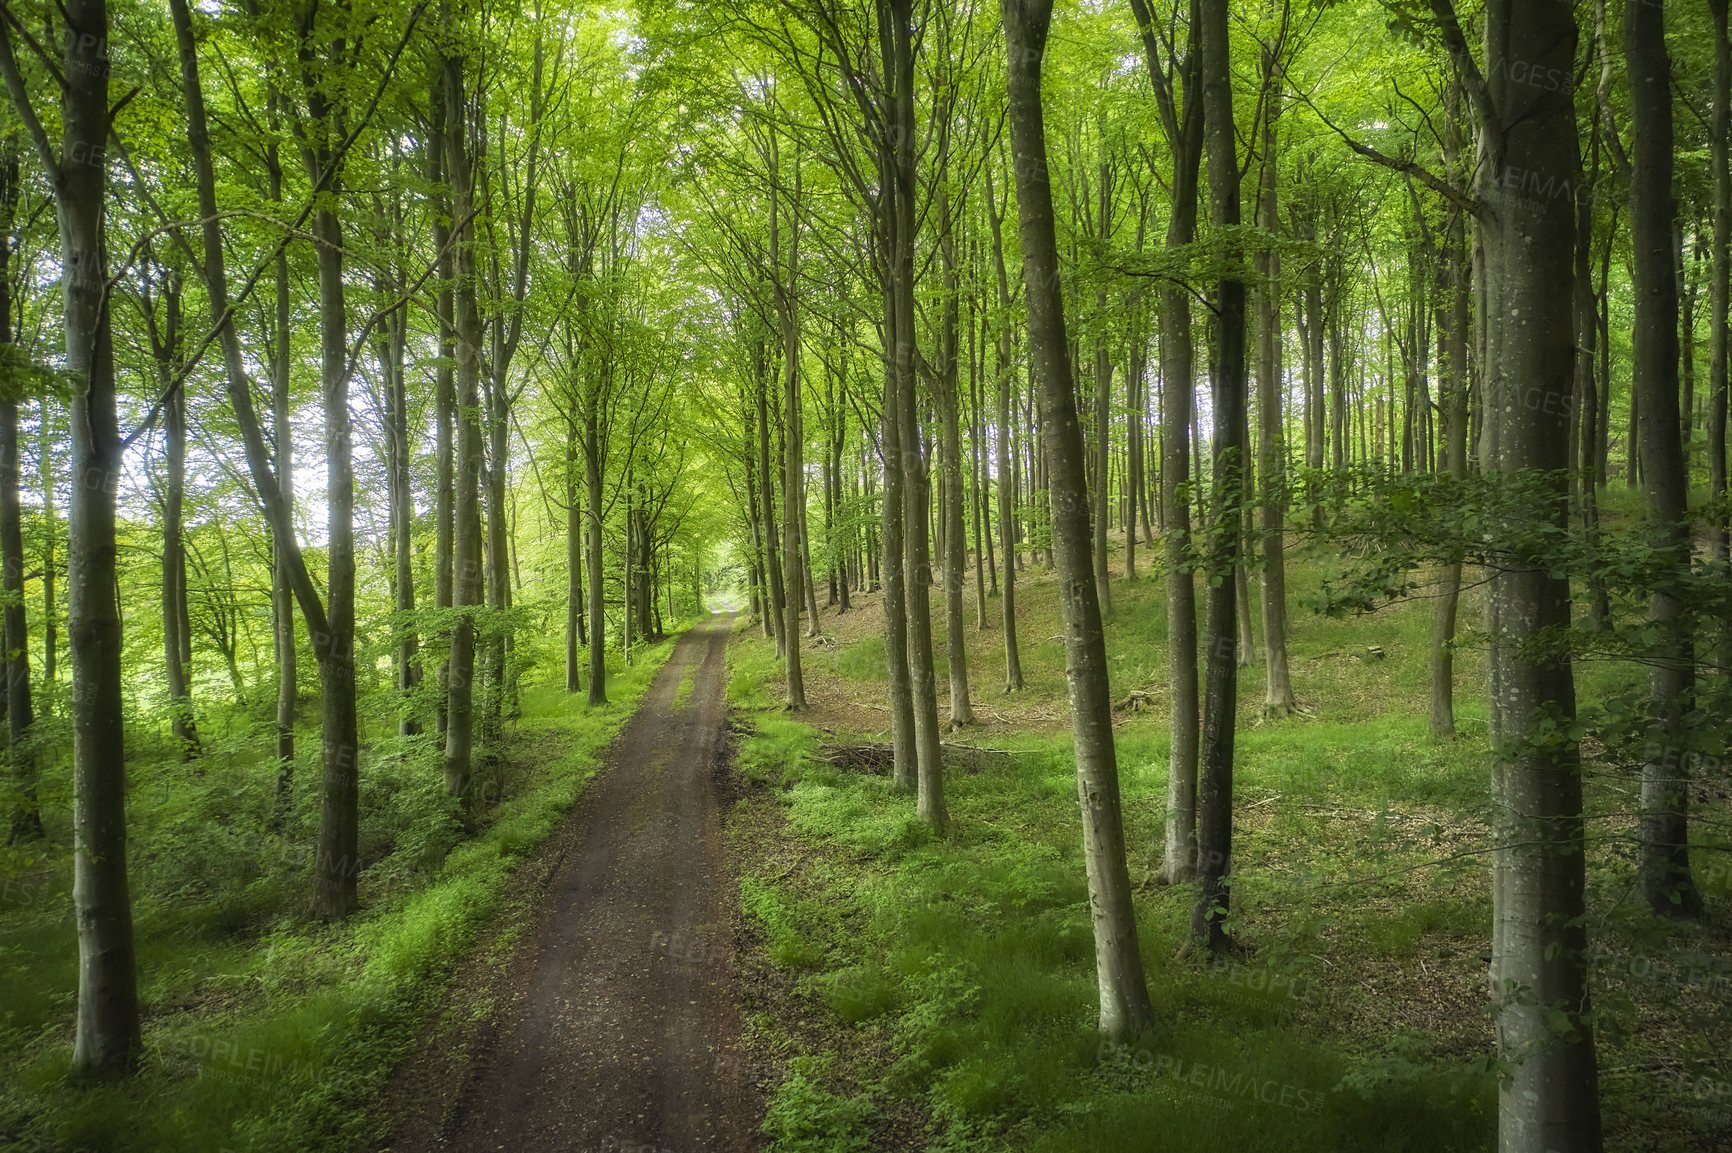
987, 169, 1024, 692
1435, 0, 1606, 1145
0, 0, 141, 1075
1192, 0, 1248, 955
1002, 0, 1156, 1042
1626, 0, 1701, 920
1255, 58, 1294, 715
1429, 84, 1469, 741
159, 279, 200, 760
442, 43, 485, 807
566, 417, 583, 692
939, 184, 974, 728
1131, 0, 1204, 885
1711, 0, 1731, 670
0, 140, 42, 841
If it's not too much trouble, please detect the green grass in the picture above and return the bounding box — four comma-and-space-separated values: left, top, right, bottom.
726, 553, 1730, 1153
0, 632, 684, 1153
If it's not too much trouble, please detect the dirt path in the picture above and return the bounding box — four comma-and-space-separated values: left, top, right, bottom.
385, 613, 758, 1153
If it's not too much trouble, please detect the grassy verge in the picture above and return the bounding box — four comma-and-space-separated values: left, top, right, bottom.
0, 631, 683, 1153
724, 567, 1732, 1153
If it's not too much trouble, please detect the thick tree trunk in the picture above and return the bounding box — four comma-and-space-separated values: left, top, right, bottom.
1434, 0, 1606, 1146
2, 0, 142, 1076
1192, 0, 1248, 955
1003, 0, 1155, 1042
1626, 0, 1701, 920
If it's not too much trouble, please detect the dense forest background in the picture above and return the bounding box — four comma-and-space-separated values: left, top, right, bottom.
0, 0, 1729, 1149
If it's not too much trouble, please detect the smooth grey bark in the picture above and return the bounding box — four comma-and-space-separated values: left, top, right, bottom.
1254, 57, 1294, 715
267, 90, 297, 804
155, 275, 200, 759
885, 28, 944, 825
1626, 0, 1701, 920
1002, 0, 1156, 1042
770, 142, 807, 711
443, 39, 485, 804
1431, 1, 1606, 1148
0, 0, 139, 1076
1091, 162, 1114, 616
1131, 0, 1203, 885
1192, 0, 1248, 955
586, 388, 607, 706
938, 179, 974, 728
986, 168, 1024, 692
431, 86, 456, 736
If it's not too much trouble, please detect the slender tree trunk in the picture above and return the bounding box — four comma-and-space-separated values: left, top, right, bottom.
1131, 0, 1204, 884
987, 170, 1024, 692
939, 186, 974, 728
159, 281, 200, 760
432, 91, 456, 738
586, 392, 607, 706
1003, 0, 1156, 1040
1626, 0, 1701, 920
442, 43, 485, 807
267, 91, 296, 812
1192, 0, 1248, 956
0, 143, 42, 841
566, 417, 583, 692
1711, 0, 1731, 670
1255, 59, 1294, 715
1430, 86, 1469, 740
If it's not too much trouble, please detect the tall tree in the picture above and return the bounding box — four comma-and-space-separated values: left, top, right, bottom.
1190, 0, 1249, 954
1431, 0, 1605, 1146
1002, 0, 1156, 1040
1625, 0, 1701, 921
0, 0, 141, 1077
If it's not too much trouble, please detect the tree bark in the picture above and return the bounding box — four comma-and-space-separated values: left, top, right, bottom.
1255, 55, 1294, 715
0, 0, 141, 1076
1431, 0, 1606, 1146
1192, 0, 1248, 955
1002, 0, 1155, 1041
442, 39, 485, 806
987, 168, 1025, 692
1625, 0, 1701, 919
0, 140, 42, 842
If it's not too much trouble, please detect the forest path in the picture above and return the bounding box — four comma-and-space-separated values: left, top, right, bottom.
383, 612, 758, 1153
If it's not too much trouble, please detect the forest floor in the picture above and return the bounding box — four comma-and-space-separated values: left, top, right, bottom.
721, 536, 1732, 1153
381, 612, 761, 1153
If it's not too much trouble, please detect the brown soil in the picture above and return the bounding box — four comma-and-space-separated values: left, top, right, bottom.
382, 613, 759, 1153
